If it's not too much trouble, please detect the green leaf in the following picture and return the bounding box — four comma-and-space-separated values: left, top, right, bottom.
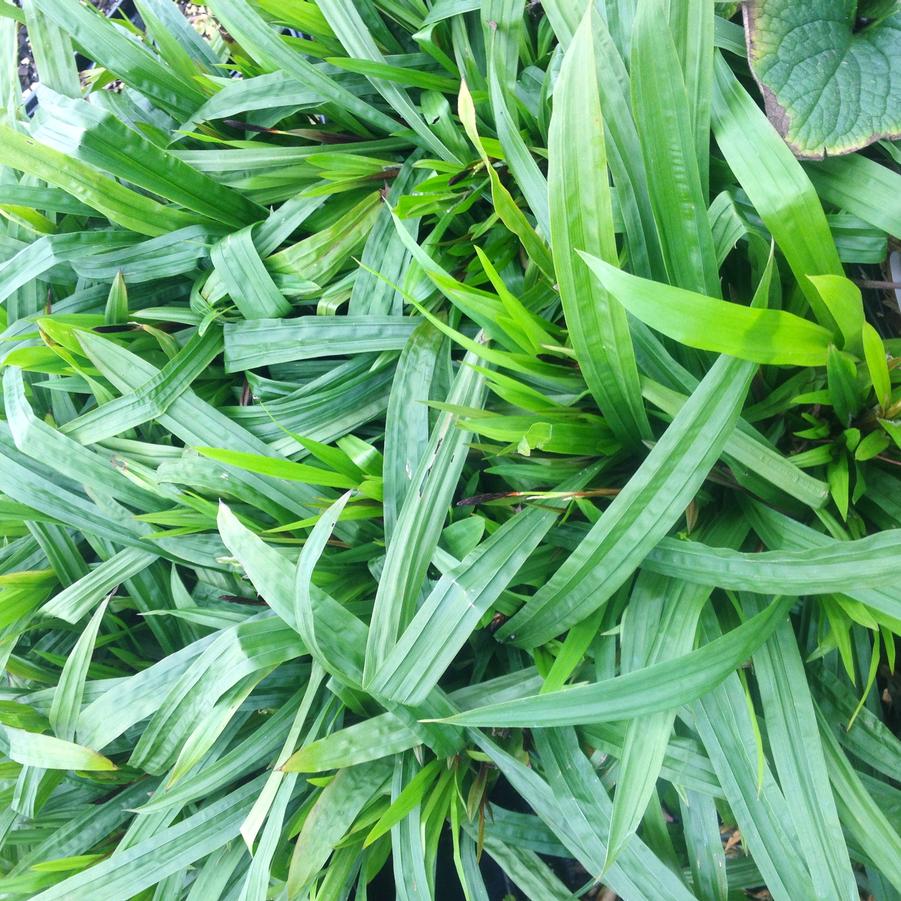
196, 447, 357, 489
641, 376, 829, 509
642, 529, 901, 594
21, 0, 79, 98
382, 320, 443, 536
816, 703, 901, 892
477, 727, 697, 899
364, 759, 442, 847
30, 779, 264, 901
35, 87, 265, 227
317, 0, 460, 162
42, 549, 159, 624
744, 0, 901, 157
208, 0, 399, 134
48, 599, 108, 743
0, 725, 116, 772
805, 153, 901, 236
286, 760, 392, 897
32, 0, 206, 119
808, 275, 865, 351
745, 594, 858, 899
210, 226, 291, 320
605, 575, 714, 869
283, 669, 544, 773
826, 344, 861, 427
692, 644, 818, 897
0, 125, 198, 237
548, 8, 651, 448
442, 597, 791, 726
458, 81, 555, 280
631, 0, 719, 296
103, 273, 128, 326
582, 254, 834, 366
0, 3, 897, 895
223, 315, 417, 371
862, 322, 892, 409
495, 352, 755, 648
711, 55, 844, 330
364, 348, 486, 679
368, 467, 597, 705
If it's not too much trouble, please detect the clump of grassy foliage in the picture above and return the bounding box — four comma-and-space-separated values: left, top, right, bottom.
0, 1, 899, 899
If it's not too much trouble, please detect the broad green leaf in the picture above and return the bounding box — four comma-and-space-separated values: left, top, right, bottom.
641, 529, 901, 594
0, 125, 198, 237
20, 0, 79, 98
808, 275, 865, 351
240, 666, 325, 852
582, 255, 834, 366
4, 367, 160, 511
487, 52, 549, 237
712, 56, 844, 329
826, 344, 861, 427
382, 320, 443, 536
210, 227, 291, 320
692, 667, 817, 898
103, 273, 128, 326
283, 669, 544, 772
286, 760, 392, 897
48, 599, 108, 742
632, 0, 719, 296
669, 0, 714, 196
862, 322, 892, 409
369, 467, 598, 705
548, 8, 651, 448
476, 728, 696, 900
35, 88, 264, 227
816, 703, 901, 892
0, 725, 116, 772
293, 492, 355, 679
605, 521, 744, 870
0, 3, 896, 896
208, 0, 398, 133
805, 153, 901, 236
126, 615, 305, 774
318, 0, 460, 162
745, 594, 858, 900
745, 0, 901, 157
496, 352, 755, 648
744, 500, 901, 620
223, 315, 417, 371
444, 597, 791, 726
30, 779, 263, 901
680, 789, 728, 901
32, 0, 206, 118
364, 759, 442, 847
589, 11, 668, 282
63, 326, 224, 445
364, 348, 486, 679
196, 447, 356, 489
457, 82, 555, 280
71, 332, 327, 521
640, 376, 829, 509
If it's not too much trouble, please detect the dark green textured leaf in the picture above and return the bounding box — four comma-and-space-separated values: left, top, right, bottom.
744, 0, 901, 157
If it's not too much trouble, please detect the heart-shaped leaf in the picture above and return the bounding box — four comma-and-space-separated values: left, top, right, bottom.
744, 0, 901, 157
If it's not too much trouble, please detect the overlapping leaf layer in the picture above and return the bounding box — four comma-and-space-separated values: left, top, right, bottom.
0, 1, 898, 899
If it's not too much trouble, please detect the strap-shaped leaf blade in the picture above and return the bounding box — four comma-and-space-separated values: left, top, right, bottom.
445, 597, 791, 727
496, 352, 755, 648
548, 8, 651, 448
